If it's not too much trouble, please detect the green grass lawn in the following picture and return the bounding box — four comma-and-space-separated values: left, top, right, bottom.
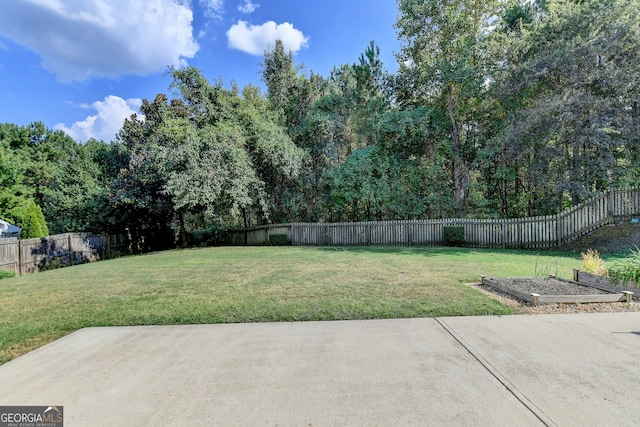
0, 246, 584, 364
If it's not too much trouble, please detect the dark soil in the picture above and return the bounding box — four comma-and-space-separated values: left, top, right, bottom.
558, 221, 640, 253
488, 277, 611, 296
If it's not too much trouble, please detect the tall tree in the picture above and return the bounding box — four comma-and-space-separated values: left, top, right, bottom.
261, 40, 325, 137
292, 42, 393, 221
326, 106, 448, 221
491, 0, 640, 211
44, 139, 125, 234
113, 100, 177, 249
262, 40, 296, 108
396, 0, 499, 216
115, 67, 303, 238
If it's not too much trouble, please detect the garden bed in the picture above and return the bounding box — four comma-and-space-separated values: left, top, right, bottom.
573, 269, 640, 300
482, 276, 634, 306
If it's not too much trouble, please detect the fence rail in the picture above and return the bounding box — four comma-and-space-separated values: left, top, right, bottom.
0, 232, 128, 275
3, 188, 638, 274
228, 188, 640, 248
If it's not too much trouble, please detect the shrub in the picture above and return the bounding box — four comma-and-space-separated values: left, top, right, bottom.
443, 226, 465, 246
581, 249, 607, 276
269, 234, 290, 246
39, 256, 63, 272
0, 270, 16, 279
608, 247, 640, 287
8, 199, 49, 238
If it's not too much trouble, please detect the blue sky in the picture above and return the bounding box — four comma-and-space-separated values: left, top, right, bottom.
0, 0, 400, 143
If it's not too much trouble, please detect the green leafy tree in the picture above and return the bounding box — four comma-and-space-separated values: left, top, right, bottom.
0, 123, 53, 236
114, 67, 303, 241
261, 40, 325, 137
395, 0, 500, 217
113, 98, 181, 249
9, 199, 48, 238
44, 139, 125, 234
292, 42, 393, 221
1, 197, 48, 238
238, 84, 304, 221
490, 0, 640, 213
166, 67, 303, 227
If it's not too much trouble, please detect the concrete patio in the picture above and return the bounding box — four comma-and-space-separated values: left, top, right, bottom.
1, 313, 639, 426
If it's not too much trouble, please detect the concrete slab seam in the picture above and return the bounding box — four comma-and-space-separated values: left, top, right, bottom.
434, 318, 557, 427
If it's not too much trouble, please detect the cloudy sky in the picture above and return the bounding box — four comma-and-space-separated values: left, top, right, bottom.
0, 0, 400, 143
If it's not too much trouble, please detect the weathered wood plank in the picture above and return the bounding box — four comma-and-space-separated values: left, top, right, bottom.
482, 277, 533, 304
228, 188, 640, 247
0, 233, 126, 275
537, 294, 627, 304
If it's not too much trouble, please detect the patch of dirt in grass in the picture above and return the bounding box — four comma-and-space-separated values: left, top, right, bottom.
0, 333, 62, 364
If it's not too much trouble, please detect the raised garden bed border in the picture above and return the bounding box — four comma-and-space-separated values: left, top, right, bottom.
572, 269, 640, 300
481, 275, 634, 306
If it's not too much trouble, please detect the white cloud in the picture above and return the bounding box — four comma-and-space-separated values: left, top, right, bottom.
227, 21, 308, 56
55, 96, 143, 142
199, 0, 224, 20
238, 0, 259, 14
0, 0, 199, 81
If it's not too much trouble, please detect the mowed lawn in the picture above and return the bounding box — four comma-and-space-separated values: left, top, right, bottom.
0, 246, 582, 364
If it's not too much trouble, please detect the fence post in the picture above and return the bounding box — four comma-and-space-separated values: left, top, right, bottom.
325, 224, 330, 246
68, 234, 74, 266
18, 240, 23, 275
106, 234, 111, 259
608, 189, 615, 217
289, 224, 295, 246
556, 214, 563, 247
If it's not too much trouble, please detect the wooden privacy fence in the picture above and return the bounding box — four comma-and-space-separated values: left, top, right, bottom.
0, 232, 128, 275
228, 188, 640, 248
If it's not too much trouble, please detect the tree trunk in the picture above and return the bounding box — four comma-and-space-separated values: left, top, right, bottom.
241, 207, 249, 229
631, 101, 640, 165
570, 117, 583, 206
447, 84, 468, 217
178, 210, 188, 248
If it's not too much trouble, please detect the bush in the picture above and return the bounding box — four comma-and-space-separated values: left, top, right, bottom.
8, 199, 49, 238
39, 256, 63, 272
0, 270, 16, 279
443, 226, 465, 246
269, 234, 290, 246
608, 247, 640, 287
581, 249, 607, 276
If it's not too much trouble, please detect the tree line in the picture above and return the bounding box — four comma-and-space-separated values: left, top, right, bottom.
1, 0, 639, 243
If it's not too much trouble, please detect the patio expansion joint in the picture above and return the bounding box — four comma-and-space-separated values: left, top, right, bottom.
434, 317, 558, 427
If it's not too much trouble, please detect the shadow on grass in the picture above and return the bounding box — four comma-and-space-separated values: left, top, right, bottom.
312, 245, 580, 259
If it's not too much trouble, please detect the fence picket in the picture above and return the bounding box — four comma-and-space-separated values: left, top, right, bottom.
0, 232, 128, 275
227, 188, 640, 249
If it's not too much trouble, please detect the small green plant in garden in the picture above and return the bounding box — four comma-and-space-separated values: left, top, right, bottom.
581, 249, 607, 276
608, 247, 640, 287
0, 270, 16, 279
534, 256, 558, 278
